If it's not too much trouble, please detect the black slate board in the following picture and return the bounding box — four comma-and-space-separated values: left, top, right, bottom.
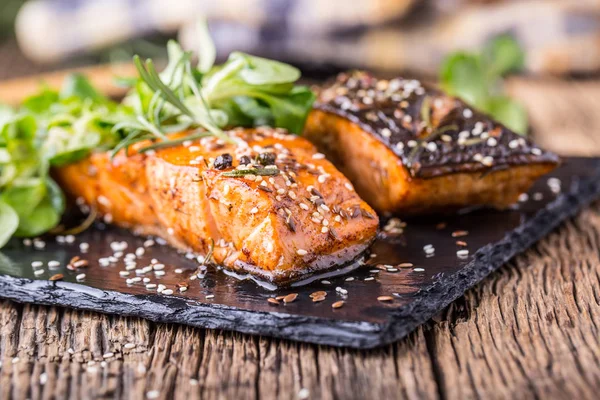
0, 157, 599, 349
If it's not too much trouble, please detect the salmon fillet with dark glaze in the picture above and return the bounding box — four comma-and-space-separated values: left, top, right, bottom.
304, 71, 560, 215
53, 127, 379, 284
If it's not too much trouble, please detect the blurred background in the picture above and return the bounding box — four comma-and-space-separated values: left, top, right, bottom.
1, 0, 600, 154
1, 0, 599, 78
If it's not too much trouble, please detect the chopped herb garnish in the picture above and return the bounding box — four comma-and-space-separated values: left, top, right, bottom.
222, 168, 280, 177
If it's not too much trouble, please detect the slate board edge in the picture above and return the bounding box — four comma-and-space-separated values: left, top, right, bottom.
1, 166, 599, 349
375, 166, 600, 348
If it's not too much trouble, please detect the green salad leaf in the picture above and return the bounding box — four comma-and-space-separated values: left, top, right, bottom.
0, 20, 314, 247
440, 34, 528, 135
0, 198, 18, 248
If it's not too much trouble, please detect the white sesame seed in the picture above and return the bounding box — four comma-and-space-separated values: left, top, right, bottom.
174, 268, 183, 274
457, 249, 469, 257
40, 372, 47, 384
162, 289, 173, 295
481, 156, 494, 167
518, 193, 529, 202
79, 242, 89, 251
463, 108, 473, 118
206, 294, 215, 299
531, 148, 542, 156
312, 153, 325, 160
321, 227, 329, 233
119, 271, 130, 276
143, 239, 155, 248
321, 280, 331, 285
124, 343, 136, 349
31, 261, 43, 268
297, 249, 308, 256
146, 390, 160, 399
155, 270, 165, 276
298, 388, 310, 400
179, 287, 188, 292
508, 139, 519, 149
344, 182, 354, 191
34, 269, 44, 276
426, 142, 437, 152
380, 128, 392, 138
413, 268, 425, 272
152, 264, 165, 270
135, 247, 145, 257
76, 273, 86, 281
407, 140, 417, 148
146, 284, 157, 290
250, 207, 259, 214
299, 203, 309, 211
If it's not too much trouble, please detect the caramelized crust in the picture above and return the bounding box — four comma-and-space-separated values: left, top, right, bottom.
54, 128, 379, 284
305, 71, 560, 214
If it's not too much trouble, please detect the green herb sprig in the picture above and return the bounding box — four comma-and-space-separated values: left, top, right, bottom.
0, 21, 315, 248
440, 34, 528, 135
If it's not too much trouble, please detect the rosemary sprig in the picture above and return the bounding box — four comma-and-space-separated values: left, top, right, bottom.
138, 131, 213, 153
133, 55, 235, 145
222, 168, 280, 177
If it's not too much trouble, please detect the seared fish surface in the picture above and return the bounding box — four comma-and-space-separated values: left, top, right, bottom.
305, 71, 560, 214
54, 127, 379, 284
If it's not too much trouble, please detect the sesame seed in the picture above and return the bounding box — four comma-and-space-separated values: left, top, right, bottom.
79, 243, 89, 251
76, 273, 86, 281
509, 140, 519, 149
531, 148, 542, 156
34, 269, 44, 276
463, 108, 473, 118
364, 277, 375, 281
321, 280, 331, 285
124, 343, 136, 349
487, 137, 497, 147
155, 270, 165, 276
457, 249, 469, 257
312, 153, 325, 160
345, 182, 354, 191
426, 142, 437, 152
206, 294, 215, 299
250, 207, 259, 214
518, 193, 529, 202
299, 203, 309, 211
119, 271, 130, 276
413, 268, 425, 272
297, 249, 308, 256
283, 293, 298, 303
380, 128, 392, 138
162, 289, 173, 295
146, 390, 160, 399
481, 156, 494, 166
146, 284, 157, 289
332, 301, 345, 309
31, 261, 43, 268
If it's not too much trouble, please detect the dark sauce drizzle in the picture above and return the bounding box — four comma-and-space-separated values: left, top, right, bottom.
314, 71, 560, 179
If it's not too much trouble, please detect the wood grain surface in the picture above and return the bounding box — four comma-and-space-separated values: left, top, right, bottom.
1, 69, 600, 399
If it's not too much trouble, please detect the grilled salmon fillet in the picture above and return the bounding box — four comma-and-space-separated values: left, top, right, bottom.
53, 127, 379, 284
304, 71, 560, 215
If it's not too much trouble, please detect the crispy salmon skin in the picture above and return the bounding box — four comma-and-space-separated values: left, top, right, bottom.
53, 127, 379, 284
305, 71, 560, 214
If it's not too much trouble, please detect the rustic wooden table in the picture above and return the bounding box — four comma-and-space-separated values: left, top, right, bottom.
0, 47, 599, 399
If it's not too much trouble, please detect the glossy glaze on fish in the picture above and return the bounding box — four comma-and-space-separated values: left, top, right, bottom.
305, 71, 560, 214
53, 127, 379, 284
